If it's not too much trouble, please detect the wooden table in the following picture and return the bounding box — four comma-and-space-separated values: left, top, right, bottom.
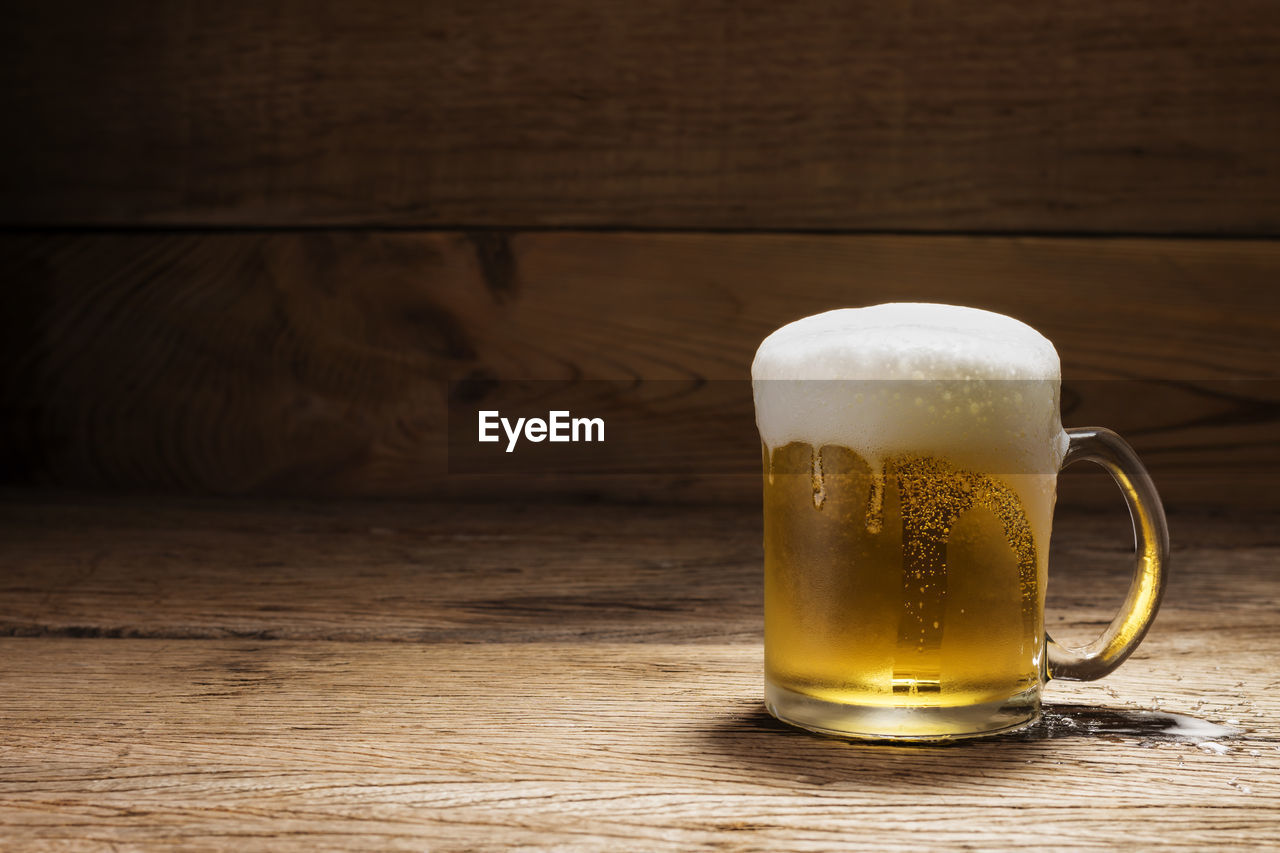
2, 494, 1277, 849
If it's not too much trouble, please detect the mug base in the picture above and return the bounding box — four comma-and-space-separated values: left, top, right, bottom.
765, 681, 1041, 742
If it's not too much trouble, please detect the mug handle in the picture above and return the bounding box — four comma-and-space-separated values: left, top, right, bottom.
1046, 427, 1170, 681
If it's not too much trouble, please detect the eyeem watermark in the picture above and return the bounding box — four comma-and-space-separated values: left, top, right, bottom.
478, 410, 605, 453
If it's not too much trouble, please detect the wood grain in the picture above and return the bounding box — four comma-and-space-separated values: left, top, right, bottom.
0, 497, 1276, 849
0, 495, 1275, 646
0, 639, 1276, 850
2, 1, 1279, 231
3, 232, 1277, 506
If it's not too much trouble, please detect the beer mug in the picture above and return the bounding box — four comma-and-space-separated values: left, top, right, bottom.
751, 303, 1168, 740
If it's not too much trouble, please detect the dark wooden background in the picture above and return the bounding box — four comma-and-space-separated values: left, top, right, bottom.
2, 0, 1278, 508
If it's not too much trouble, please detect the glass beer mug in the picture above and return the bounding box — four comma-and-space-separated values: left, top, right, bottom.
751, 304, 1168, 740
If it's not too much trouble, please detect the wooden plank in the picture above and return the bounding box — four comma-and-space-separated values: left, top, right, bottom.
0, 496, 1274, 644
0, 499, 1274, 847
2, 232, 1278, 504
2, 1, 1279, 231
0, 638, 1276, 850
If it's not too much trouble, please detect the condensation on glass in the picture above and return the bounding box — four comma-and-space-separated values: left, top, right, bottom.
753, 305, 1167, 741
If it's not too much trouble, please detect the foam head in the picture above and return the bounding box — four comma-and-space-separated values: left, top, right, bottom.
751, 303, 1067, 475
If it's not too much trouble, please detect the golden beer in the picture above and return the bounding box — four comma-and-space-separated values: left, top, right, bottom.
753, 303, 1168, 740
764, 442, 1046, 727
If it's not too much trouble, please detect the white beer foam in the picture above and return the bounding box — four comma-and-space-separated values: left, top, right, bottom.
752, 304, 1068, 475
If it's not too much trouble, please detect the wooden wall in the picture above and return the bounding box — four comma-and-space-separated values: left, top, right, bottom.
2, 1, 1278, 508
4, 0, 1280, 232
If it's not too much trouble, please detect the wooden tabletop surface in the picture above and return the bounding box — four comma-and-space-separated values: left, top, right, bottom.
1, 493, 1277, 850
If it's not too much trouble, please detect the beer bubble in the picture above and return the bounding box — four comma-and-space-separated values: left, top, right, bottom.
751, 303, 1067, 479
